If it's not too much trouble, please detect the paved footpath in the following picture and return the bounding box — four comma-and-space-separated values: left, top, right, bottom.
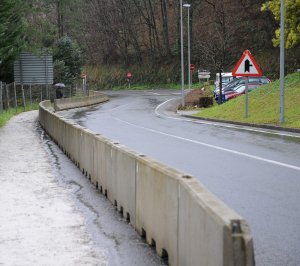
0, 111, 106, 265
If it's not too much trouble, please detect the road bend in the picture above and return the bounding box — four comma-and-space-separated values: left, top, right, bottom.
60, 90, 300, 266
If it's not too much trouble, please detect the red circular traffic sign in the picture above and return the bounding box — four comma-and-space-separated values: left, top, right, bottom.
190, 64, 196, 71
127, 72, 132, 78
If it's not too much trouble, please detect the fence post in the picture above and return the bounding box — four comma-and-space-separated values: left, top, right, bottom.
47, 84, 50, 100
0, 81, 3, 113
14, 82, 18, 113
29, 84, 32, 106
6, 83, 10, 109
21, 84, 26, 111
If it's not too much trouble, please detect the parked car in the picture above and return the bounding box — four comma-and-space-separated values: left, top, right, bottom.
214, 76, 271, 100
224, 84, 261, 101
224, 76, 270, 91
214, 72, 235, 90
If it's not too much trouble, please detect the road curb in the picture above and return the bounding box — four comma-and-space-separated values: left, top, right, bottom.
182, 115, 300, 134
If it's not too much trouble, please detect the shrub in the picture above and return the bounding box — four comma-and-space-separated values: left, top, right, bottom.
199, 96, 213, 108
53, 36, 83, 85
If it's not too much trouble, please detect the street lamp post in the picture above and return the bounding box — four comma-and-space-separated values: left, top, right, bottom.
180, 0, 185, 107
279, 0, 285, 123
183, 4, 191, 92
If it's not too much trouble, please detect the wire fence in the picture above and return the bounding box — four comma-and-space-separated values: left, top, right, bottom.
0, 81, 88, 114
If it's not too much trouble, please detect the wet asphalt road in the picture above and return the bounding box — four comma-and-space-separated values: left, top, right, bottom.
60, 90, 300, 266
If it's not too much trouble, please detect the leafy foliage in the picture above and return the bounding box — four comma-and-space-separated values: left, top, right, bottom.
262, 0, 300, 48
53, 36, 83, 84
0, 0, 27, 61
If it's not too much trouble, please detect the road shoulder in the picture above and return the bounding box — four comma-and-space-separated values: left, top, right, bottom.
0, 111, 106, 265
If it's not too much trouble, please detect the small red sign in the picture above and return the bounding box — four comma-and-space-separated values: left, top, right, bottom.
190, 64, 196, 71
127, 72, 132, 78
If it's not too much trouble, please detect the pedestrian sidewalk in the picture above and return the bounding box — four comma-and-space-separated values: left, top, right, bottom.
0, 111, 106, 265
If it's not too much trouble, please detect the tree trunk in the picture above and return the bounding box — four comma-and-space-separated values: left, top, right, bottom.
161, 0, 171, 57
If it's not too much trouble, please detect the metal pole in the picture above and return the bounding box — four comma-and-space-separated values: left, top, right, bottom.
187, 6, 191, 91
245, 77, 249, 118
279, 0, 285, 123
180, 0, 185, 107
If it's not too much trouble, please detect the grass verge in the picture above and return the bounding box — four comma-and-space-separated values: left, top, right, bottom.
193, 72, 300, 129
0, 103, 40, 128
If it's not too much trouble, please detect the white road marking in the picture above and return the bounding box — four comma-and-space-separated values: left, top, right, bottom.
106, 103, 130, 112
155, 99, 300, 139
112, 116, 300, 172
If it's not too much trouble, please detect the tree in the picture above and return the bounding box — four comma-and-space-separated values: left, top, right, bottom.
0, 0, 28, 62
53, 36, 83, 84
262, 0, 300, 48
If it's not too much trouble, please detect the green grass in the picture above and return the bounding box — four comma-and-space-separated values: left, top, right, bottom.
0, 103, 40, 128
194, 72, 300, 129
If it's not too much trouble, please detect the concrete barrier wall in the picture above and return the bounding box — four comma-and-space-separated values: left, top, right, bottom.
39, 99, 255, 266
54, 91, 109, 111
136, 156, 181, 265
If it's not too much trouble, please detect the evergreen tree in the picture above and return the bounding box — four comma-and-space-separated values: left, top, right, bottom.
0, 0, 27, 62
53, 36, 83, 84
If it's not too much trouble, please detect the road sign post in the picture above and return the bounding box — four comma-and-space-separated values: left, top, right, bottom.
245, 77, 249, 118
279, 0, 285, 124
81, 73, 87, 95
190, 64, 195, 89
232, 50, 262, 118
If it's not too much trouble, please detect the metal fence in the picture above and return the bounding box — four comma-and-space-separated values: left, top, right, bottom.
0, 81, 88, 114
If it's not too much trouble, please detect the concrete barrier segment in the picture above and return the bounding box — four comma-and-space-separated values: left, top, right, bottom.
54, 92, 109, 111
178, 178, 255, 266
39, 98, 255, 266
136, 155, 182, 266
110, 144, 139, 226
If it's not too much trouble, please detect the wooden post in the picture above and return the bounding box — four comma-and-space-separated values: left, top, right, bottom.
21, 84, 26, 111
6, 83, 10, 109
14, 82, 18, 113
0, 81, 3, 113
29, 84, 32, 106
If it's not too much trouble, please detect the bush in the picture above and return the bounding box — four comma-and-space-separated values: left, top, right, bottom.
199, 96, 213, 108
53, 36, 83, 85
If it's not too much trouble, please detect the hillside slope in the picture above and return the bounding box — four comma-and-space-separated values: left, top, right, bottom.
194, 72, 300, 129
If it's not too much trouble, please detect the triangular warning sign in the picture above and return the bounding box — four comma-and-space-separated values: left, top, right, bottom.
232, 50, 262, 77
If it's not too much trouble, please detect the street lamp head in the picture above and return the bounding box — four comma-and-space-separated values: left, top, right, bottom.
183, 3, 191, 8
